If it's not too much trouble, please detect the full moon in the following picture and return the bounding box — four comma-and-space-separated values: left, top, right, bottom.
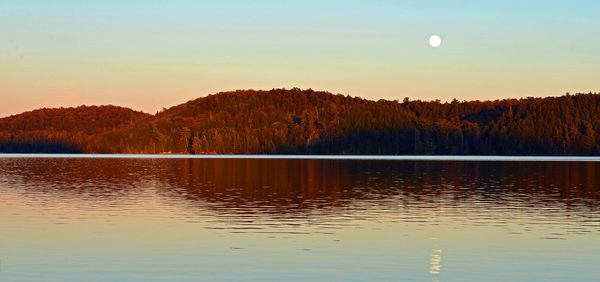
429, 35, 442, 47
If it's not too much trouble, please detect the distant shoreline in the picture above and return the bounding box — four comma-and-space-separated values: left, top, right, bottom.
1, 154, 600, 162
2, 90, 600, 156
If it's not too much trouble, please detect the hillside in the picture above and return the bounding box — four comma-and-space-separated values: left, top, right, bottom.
0, 105, 151, 153
1, 89, 599, 155
94, 89, 423, 154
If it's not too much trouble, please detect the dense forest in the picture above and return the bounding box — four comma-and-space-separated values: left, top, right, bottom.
1, 88, 599, 155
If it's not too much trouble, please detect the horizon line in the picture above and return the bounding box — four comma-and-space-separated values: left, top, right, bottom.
2, 154, 600, 162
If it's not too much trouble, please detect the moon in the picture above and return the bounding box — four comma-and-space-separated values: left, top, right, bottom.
429, 35, 442, 48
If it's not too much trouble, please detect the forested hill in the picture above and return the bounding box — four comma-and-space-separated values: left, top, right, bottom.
0, 106, 151, 153
1, 89, 599, 155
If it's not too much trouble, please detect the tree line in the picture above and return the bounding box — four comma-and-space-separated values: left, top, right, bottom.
1, 89, 599, 155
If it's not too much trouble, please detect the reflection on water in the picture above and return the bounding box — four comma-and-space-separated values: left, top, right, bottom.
1, 158, 600, 280
430, 249, 442, 275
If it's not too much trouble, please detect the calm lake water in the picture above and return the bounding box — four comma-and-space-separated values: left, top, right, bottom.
1, 156, 599, 281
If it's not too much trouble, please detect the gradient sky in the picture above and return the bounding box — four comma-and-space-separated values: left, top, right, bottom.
1, 0, 599, 117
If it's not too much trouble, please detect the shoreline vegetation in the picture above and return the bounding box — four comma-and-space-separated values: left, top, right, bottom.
1, 88, 599, 155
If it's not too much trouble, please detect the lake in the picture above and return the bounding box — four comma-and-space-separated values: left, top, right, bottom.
1, 155, 599, 281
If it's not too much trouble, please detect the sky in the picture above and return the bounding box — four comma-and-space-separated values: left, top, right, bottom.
1, 0, 599, 117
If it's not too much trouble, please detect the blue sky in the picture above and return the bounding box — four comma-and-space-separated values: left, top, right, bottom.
1, 0, 599, 116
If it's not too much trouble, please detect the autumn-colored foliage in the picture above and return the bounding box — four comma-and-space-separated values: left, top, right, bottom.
0, 105, 150, 153
1, 89, 599, 155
